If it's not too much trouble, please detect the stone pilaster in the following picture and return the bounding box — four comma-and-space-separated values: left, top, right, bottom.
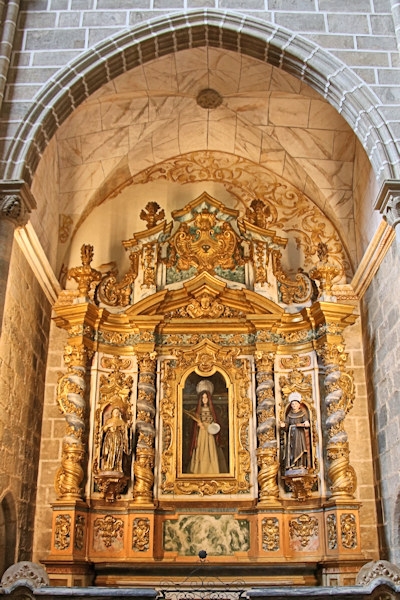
0, 180, 36, 332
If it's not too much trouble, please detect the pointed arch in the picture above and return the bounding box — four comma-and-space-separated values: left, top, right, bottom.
2, 9, 399, 186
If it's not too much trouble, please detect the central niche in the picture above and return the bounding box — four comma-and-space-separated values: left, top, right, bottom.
158, 341, 254, 500
181, 371, 230, 475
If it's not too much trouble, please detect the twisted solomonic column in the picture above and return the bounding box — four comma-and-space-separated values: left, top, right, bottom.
317, 342, 357, 500
255, 351, 280, 504
55, 344, 89, 500
132, 352, 157, 504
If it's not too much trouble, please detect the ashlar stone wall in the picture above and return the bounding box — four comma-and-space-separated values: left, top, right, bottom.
0, 241, 51, 563
361, 231, 400, 565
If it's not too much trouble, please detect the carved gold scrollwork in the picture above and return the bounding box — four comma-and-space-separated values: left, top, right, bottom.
54, 514, 71, 550
75, 515, 85, 551
289, 514, 319, 548
341, 513, 357, 549
96, 265, 138, 307
273, 251, 316, 304
132, 518, 150, 551
327, 514, 338, 550
261, 517, 280, 552
94, 515, 124, 548
169, 208, 244, 276
142, 243, 156, 288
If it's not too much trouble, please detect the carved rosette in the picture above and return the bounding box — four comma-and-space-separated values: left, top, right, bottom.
255, 351, 279, 503
55, 344, 89, 500
132, 352, 157, 504
318, 342, 357, 499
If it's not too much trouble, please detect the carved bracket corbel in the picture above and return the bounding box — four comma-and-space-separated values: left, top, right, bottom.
374, 179, 400, 229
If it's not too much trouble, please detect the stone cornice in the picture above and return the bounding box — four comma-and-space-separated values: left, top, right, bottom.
374, 179, 400, 228
0, 180, 36, 227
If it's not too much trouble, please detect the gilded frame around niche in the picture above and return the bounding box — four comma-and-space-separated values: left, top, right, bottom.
180, 369, 231, 476
159, 341, 253, 498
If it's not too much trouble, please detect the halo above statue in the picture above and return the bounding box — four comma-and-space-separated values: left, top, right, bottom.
196, 379, 214, 395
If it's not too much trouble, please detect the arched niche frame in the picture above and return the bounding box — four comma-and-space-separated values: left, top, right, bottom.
157, 340, 255, 501
2, 9, 399, 188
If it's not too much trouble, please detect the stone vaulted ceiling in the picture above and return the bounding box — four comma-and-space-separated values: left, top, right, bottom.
30, 47, 360, 282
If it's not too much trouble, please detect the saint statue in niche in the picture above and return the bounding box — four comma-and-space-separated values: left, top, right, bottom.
100, 407, 131, 473
280, 391, 312, 475
182, 373, 229, 474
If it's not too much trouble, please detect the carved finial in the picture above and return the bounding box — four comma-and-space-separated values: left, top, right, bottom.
68, 243, 102, 298
140, 202, 165, 229
309, 243, 341, 301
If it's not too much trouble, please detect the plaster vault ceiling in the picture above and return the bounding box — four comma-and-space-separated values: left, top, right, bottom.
30, 47, 360, 280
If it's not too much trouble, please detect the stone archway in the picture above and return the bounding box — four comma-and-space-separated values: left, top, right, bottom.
1, 9, 399, 186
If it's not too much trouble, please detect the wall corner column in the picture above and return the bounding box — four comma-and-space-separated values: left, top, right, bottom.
0, 180, 36, 333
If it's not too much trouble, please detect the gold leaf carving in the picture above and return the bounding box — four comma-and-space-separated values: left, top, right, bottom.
289, 514, 318, 548
262, 517, 280, 551
94, 515, 124, 548
132, 151, 352, 278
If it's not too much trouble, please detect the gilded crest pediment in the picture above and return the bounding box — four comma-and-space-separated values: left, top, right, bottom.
125, 272, 285, 321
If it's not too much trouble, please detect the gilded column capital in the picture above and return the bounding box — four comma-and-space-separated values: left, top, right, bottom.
0, 180, 36, 227
374, 179, 400, 229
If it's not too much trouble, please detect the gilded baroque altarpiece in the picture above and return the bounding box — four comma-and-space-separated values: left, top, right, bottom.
47, 193, 363, 587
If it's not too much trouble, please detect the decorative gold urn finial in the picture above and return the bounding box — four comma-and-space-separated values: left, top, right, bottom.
68, 243, 102, 298
309, 242, 341, 301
